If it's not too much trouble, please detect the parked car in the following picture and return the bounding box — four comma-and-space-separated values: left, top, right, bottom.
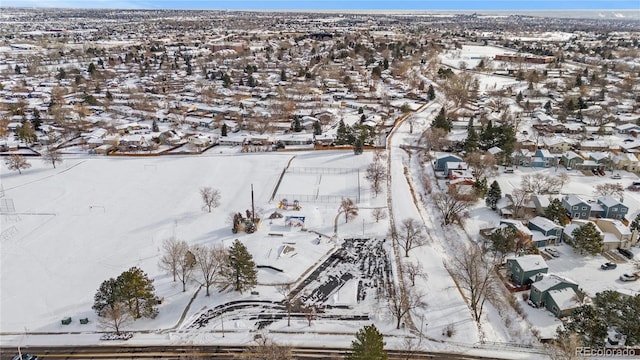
617, 247, 635, 259
612, 173, 621, 179
599, 169, 606, 176
545, 248, 560, 258
619, 273, 639, 282
601, 262, 617, 270
592, 169, 600, 175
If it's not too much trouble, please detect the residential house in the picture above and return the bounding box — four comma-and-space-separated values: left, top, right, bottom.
529, 273, 580, 317
613, 153, 639, 173
547, 287, 582, 317
589, 152, 613, 171
543, 137, 574, 153
528, 216, 564, 246
445, 161, 469, 178
595, 218, 637, 250
506, 254, 548, 286
531, 194, 553, 216
434, 154, 463, 172
562, 151, 584, 169
563, 219, 599, 244
531, 149, 558, 168
616, 123, 640, 134
597, 196, 628, 220
500, 219, 534, 248
562, 195, 590, 219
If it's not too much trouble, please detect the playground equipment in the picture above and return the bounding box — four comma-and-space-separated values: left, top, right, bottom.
278, 199, 301, 211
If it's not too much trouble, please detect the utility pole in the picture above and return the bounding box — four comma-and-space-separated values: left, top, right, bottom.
251, 184, 255, 223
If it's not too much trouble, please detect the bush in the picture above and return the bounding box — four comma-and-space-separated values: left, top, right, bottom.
443, 323, 456, 338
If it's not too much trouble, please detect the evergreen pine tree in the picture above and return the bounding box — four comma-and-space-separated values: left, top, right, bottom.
472, 177, 488, 198
498, 124, 516, 165
221, 123, 228, 137
88, 62, 96, 75
485, 180, 502, 210
293, 118, 302, 132
347, 324, 387, 360
227, 240, 258, 293
544, 198, 569, 225
630, 213, 640, 232
479, 121, 496, 150
152, 119, 159, 132
32, 108, 41, 131
117, 267, 160, 319
432, 107, 450, 132
427, 84, 435, 100
544, 100, 552, 114
313, 121, 322, 136
336, 120, 354, 145
280, 69, 287, 81
93, 267, 159, 320
571, 223, 603, 255
516, 91, 523, 103
353, 138, 363, 155
463, 120, 479, 153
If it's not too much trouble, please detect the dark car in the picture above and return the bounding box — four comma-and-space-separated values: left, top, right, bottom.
12, 354, 38, 360
618, 247, 634, 259
601, 262, 617, 270
599, 169, 606, 176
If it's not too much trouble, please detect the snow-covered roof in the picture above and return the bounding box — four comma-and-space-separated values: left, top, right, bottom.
548, 287, 580, 311
509, 254, 547, 272
563, 194, 587, 206
532, 273, 577, 292
597, 195, 623, 208
563, 151, 582, 160
529, 216, 561, 232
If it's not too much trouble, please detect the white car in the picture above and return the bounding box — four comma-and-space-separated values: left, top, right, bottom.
545, 248, 560, 258
620, 273, 639, 282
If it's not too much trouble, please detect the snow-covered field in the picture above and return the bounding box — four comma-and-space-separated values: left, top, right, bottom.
0, 151, 378, 335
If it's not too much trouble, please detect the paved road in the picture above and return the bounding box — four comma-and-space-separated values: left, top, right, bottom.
2, 344, 515, 360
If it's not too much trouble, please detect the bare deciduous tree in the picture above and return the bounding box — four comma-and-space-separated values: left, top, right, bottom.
422, 127, 448, 152
450, 244, 496, 322
192, 244, 227, 297
200, 187, 221, 212
510, 188, 530, 219
387, 282, 426, 329
365, 161, 386, 197
339, 198, 359, 223
397, 218, 427, 257
159, 237, 187, 282
177, 249, 196, 292
301, 303, 318, 327
433, 187, 474, 225
405, 261, 427, 286
371, 208, 387, 223
42, 146, 63, 169
594, 183, 624, 198
277, 284, 295, 327
4, 154, 31, 174
244, 334, 293, 360
97, 301, 132, 335
464, 152, 497, 180
558, 173, 570, 193
521, 174, 562, 194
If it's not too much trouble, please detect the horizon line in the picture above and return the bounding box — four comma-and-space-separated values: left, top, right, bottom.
2, 6, 639, 11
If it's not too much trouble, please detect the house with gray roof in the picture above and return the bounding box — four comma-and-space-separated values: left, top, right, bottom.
562, 151, 584, 169
506, 254, 548, 286
529, 273, 579, 317
528, 216, 564, 246
562, 195, 590, 219
596, 196, 628, 220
